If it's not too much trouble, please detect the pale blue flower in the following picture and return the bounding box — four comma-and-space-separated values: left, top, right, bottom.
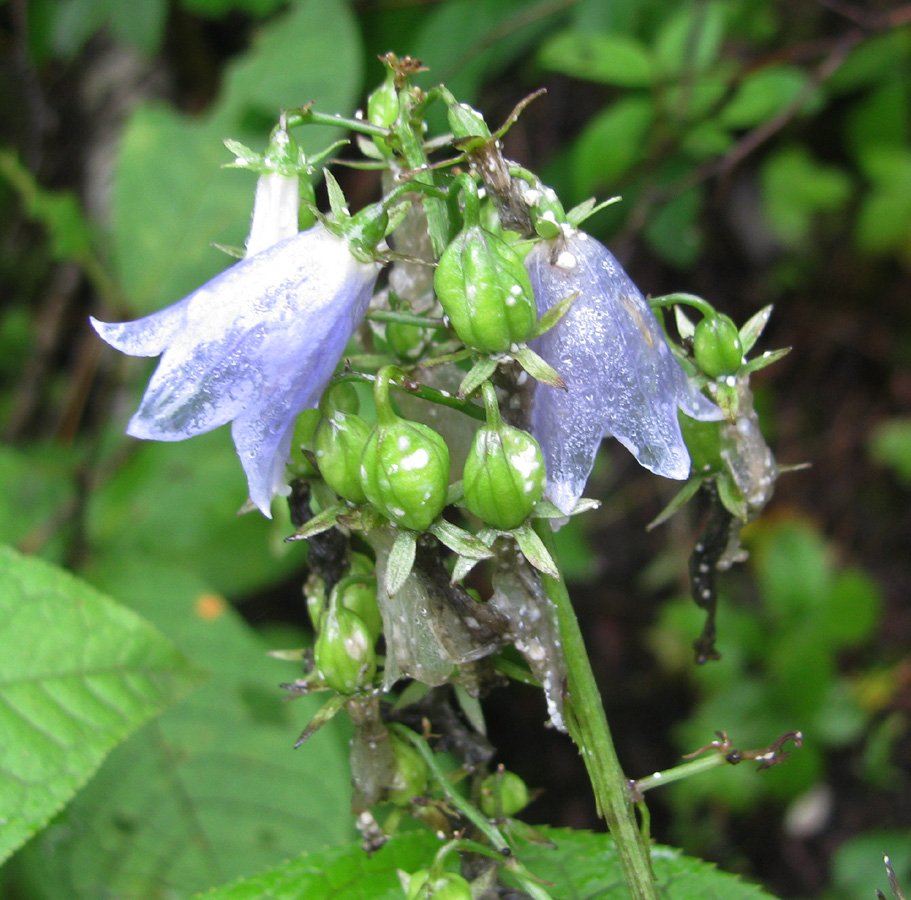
92, 222, 380, 517
527, 228, 722, 515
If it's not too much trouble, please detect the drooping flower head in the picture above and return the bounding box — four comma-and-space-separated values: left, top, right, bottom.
92, 178, 381, 516
527, 227, 722, 515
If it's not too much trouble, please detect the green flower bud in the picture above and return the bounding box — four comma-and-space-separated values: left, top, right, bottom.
463, 383, 544, 530
367, 71, 398, 157
479, 770, 530, 818
434, 179, 536, 354
325, 380, 360, 415
679, 415, 723, 475
359, 368, 450, 531
314, 601, 376, 694
386, 320, 427, 361
694, 314, 743, 378
387, 736, 428, 805
337, 576, 382, 643
444, 94, 491, 141
426, 874, 473, 900
367, 73, 398, 129
315, 410, 372, 504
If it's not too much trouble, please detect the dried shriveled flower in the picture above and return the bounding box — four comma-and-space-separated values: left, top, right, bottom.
92, 220, 380, 517
527, 228, 721, 515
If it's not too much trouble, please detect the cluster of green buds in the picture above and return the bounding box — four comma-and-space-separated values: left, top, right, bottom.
307, 550, 382, 695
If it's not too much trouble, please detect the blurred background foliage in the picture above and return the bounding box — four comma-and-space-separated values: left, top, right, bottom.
0, 0, 909, 898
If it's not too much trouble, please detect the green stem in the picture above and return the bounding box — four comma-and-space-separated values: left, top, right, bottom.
332, 372, 486, 423
390, 724, 556, 900
285, 107, 391, 139
533, 521, 659, 900
394, 92, 450, 258
632, 752, 729, 795
367, 309, 445, 329
649, 291, 714, 319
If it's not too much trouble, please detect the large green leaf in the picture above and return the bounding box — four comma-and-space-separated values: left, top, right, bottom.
191, 826, 779, 900
0, 545, 202, 866
16, 560, 352, 900
88, 428, 305, 598
112, 0, 364, 315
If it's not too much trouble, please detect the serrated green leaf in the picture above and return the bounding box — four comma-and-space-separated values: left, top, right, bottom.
191, 826, 780, 900
761, 145, 852, 246
0, 546, 202, 866
16, 560, 352, 900
869, 416, 911, 483
654, 1, 728, 76
644, 184, 703, 268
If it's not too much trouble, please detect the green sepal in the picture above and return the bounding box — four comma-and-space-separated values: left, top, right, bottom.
293, 694, 347, 748
386, 528, 418, 596
285, 502, 351, 542
428, 520, 495, 561
739, 346, 791, 376
646, 477, 706, 531
565, 194, 622, 227
717, 473, 750, 522
738, 304, 773, 354
532, 497, 601, 519
512, 522, 559, 578
458, 357, 498, 400
527, 291, 578, 340
511, 345, 566, 389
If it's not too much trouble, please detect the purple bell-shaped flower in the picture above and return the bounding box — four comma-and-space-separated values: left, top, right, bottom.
527, 228, 722, 515
92, 174, 380, 517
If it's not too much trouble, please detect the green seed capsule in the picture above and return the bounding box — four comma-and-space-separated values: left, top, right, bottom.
366, 71, 398, 158
387, 737, 428, 806
313, 601, 376, 694
360, 418, 450, 531
359, 367, 450, 531
435, 225, 536, 354
694, 314, 743, 378
314, 410, 372, 504
463, 383, 545, 530
337, 576, 382, 643
479, 770, 530, 818
434, 178, 535, 354
386, 320, 427, 361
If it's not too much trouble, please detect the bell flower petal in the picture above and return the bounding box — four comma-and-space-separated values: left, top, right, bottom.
245, 172, 300, 258
91, 223, 380, 517
527, 228, 721, 515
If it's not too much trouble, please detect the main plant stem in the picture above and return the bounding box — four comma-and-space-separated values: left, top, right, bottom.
535, 522, 659, 900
